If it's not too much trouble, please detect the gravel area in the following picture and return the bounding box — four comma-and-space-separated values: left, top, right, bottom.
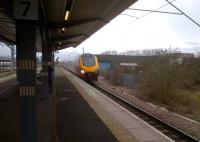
96, 79, 200, 140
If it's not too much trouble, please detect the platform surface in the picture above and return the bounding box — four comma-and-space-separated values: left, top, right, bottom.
0, 67, 173, 142
55, 67, 118, 142
0, 74, 53, 142
61, 67, 173, 142
0, 74, 16, 84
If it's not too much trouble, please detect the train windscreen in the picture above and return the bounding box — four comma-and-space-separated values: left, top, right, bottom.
82, 54, 95, 66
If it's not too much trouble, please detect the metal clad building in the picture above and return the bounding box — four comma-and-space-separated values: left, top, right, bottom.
96, 55, 157, 71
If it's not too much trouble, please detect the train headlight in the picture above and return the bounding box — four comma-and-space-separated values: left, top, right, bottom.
81, 70, 85, 74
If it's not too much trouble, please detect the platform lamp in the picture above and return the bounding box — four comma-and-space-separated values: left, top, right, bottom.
64, 0, 74, 21
64, 11, 70, 21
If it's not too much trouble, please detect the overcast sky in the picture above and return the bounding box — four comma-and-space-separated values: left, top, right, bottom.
60, 0, 200, 54
1, 0, 200, 57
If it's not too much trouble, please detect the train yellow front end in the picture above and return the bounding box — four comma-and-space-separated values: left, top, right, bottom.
79, 54, 99, 81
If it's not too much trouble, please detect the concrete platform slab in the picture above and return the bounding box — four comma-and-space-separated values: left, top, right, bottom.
0, 74, 16, 84
61, 67, 174, 142
54, 67, 118, 142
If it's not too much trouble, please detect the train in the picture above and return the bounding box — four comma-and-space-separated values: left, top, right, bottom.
60, 53, 99, 81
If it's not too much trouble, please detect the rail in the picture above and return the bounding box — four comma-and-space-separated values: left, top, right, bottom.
92, 81, 200, 142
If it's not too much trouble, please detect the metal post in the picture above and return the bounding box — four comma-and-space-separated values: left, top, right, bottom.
41, 43, 52, 96
82, 47, 84, 54
8, 44, 15, 72
11, 45, 15, 72
42, 45, 52, 71
52, 45, 54, 71
16, 21, 37, 142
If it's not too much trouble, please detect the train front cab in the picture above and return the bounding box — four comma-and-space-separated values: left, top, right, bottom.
79, 54, 99, 81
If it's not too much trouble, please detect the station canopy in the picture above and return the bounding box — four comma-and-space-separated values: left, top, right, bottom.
0, 0, 137, 51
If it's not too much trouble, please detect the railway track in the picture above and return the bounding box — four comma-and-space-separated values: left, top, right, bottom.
0, 68, 13, 78
92, 81, 200, 142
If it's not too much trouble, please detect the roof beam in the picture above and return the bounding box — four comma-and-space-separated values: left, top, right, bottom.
55, 41, 79, 49
51, 33, 87, 42
0, 34, 15, 44
48, 17, 108, 30
39, 0, 51, 43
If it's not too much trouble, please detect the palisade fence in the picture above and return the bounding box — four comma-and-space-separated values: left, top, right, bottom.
103, 70, 138, 88
0, 43, 15, 72
121, 73, 138, 88
0, 56, 12, 70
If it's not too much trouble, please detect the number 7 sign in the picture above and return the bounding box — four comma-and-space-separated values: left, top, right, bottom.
13, 0, 38, 20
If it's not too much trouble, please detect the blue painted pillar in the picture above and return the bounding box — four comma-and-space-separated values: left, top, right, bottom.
16, 21, 37, 142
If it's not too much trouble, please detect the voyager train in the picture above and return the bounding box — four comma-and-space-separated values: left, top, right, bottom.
61, 53, 99, 81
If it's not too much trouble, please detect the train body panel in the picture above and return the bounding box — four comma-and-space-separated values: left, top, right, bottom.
61, 53, 99, 81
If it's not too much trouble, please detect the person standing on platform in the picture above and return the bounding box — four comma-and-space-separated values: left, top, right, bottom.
48, 62, 53, 94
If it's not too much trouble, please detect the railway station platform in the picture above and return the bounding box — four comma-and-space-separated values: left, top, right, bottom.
60, 67, 173, 142
0, 67, 118, 142
0, 66, 174, 142
0, 1, 141, 142
55, 67, 118, 142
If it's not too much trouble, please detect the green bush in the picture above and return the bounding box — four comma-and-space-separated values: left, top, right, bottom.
138, 48, 200, 112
